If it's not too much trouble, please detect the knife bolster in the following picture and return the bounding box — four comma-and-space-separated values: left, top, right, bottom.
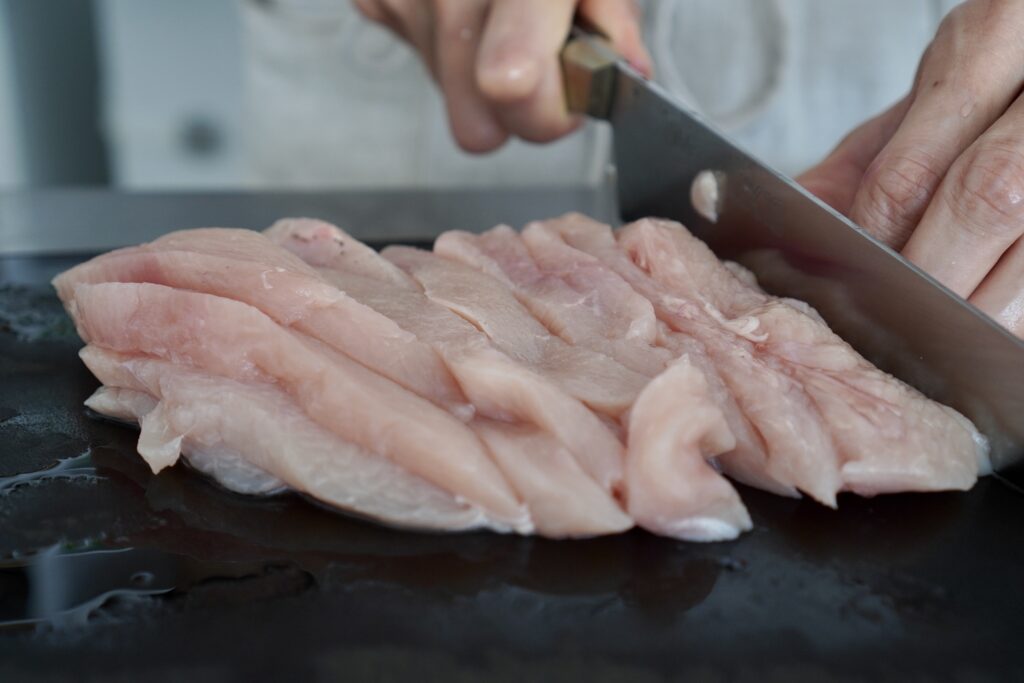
561, 34, 619, 120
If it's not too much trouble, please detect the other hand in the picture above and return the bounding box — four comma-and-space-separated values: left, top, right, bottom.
800, 0, 1024, 337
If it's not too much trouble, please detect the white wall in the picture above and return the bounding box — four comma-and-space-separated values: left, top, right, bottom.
94, 0, 246, 188
0, 1, 25, 189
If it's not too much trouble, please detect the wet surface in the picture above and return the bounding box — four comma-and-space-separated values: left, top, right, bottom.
1, 253, 1023, 681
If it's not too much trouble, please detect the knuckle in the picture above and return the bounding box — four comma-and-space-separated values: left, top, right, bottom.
948, 143, 1024, 238
861, 152, 942, 230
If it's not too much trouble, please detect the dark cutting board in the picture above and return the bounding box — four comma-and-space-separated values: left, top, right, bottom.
1, 191, 1023, 682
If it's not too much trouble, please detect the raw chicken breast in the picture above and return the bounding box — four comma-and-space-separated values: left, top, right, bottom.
380, 243, 758, 537
66, 281, 529, 530
618, 218, 987, 493
512, 220, 789, 497
506, 222, 781, 491
53, 211, 988, 543
81, 347, 493, 531
524, 214, 843, 505
266, 219, 622, 485
626, 355, 751, 541
266, 222, 632, 533
383, 245, 649, 417
307, 265, 626, 496
434, 227, 672, 377
52, 227, 471, 416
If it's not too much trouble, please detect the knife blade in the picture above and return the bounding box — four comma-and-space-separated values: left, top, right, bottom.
562, 31, 1024, 470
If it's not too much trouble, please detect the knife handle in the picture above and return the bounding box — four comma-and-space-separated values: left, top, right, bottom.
561, 27, 620, 120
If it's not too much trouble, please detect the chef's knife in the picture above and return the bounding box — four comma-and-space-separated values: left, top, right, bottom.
561, 30, 1024, 471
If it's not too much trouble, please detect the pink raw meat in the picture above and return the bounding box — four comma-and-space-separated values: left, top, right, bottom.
434, 227, 671, 377
53, 227, 470, 416
383, 245, 648, 417
619, 218, 987, 494
626, 355, 751, 541
268, 222, 630, 533
81, 346, 492, 531
66, 281, 529, 530
523, 214, 843, 504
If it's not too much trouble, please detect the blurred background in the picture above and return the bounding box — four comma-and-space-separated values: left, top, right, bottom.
0, 0, 610, 191
0, 0, 950, 192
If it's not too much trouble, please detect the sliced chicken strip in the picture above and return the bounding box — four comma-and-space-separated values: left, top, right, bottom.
746, 301, 984, 493
619, 218, 987, 493
520, 222, 662, 350
653, 322, 795, 498
500, 221, 788, 495
266, 219, 622, 528
517, 220, 788, 495
619, 217, 767, 318
434, 226, 671, 376
626, 355, 751, 541
53, 227, 470, 417
473, 419, 633, 538
312, 267, 626, 495
67, 282, 529, 530
268, 218, 627, 495
383, 245, 648, 417
524, 213, 841, 505
81, 347, 494, 531
517, 217, 786, 495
